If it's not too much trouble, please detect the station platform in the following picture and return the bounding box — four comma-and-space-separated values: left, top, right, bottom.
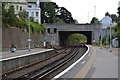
0, 48, 55, 75
53, 46, 119, 79
85, 47, 118, 78
0, 48, 53, 61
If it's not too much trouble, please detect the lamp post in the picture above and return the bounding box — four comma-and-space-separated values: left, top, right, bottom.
28, 16, 31, 51
110, 23, 112, 52
105, 28, 108, 48
100, 25, 102, 49
101, 15, 112, 51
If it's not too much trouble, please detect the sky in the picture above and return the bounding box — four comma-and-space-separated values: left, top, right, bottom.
52, 0, 119, 23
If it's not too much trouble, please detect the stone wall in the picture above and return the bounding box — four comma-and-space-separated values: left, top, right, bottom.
2, 27, 44, 51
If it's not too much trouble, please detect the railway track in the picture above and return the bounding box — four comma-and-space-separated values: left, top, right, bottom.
27, 48, 78, 79
2, 44, 87, 80
19, 46, 86, 80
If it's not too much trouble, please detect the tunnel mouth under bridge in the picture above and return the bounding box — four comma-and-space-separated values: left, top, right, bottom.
59, 31, 92, 46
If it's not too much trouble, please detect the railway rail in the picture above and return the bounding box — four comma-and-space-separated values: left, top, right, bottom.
25, 48, 79, 79
2, 44, 87, 80
2, 47, 71, 79
20, 45, 86, 79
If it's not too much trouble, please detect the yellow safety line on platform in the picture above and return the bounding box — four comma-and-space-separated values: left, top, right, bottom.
74, 45, 96, 78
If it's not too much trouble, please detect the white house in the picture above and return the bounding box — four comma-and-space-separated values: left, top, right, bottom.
101, 16, 112, 28
26, 0, 41, 24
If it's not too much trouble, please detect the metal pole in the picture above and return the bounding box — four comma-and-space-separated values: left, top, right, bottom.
110, 24, 112, 52
106, 28, 107, 48
28, 17, 31, 51
100, 26, 102, 49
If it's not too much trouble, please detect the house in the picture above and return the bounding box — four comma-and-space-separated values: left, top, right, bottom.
2, 0, 42, 24
101, 12, 117, 28
1, 0, 27, 15
101, 13, 112, 28
26, 0, 41, 24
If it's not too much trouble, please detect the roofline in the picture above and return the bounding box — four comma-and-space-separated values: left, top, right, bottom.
26, 0, 52, 2
1, 0, 27, 4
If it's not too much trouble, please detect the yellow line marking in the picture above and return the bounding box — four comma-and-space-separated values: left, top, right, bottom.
74, 45, 96, 78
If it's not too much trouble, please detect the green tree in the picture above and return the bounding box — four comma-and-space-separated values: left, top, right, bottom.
2, 3, 9, 26
112, 22, 120, 46
40, 2, 56, 23
18, 10, 28, 19
27, 21, 45, 34
53, 17, 65, 24
90, 17, 99, 24
2, 4, 17, 27
56, 7, 75, 24
7, 5, 17, 26
113, 22, 120, 32
15, 17, 28, 29
117, 7, 120, 17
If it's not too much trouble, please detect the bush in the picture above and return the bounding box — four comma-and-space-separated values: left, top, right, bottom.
27, 21, 46, 34
15, 18, 28, 29
67, 33, 87, 45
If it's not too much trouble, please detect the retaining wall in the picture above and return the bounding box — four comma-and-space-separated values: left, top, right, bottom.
2, 27, 44, 51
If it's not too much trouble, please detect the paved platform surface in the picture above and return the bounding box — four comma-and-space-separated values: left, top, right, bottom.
85, 47, 118, 78
58, 45, 95, 78
56, 46, 119, 79
0, 48, 53, 60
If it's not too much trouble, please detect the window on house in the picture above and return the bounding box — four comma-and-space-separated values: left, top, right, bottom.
16, 5, 19, 10
20, 6, 22, 11
36, 12, 38, 17
30, 17, 34, 22
32, 12, 34, 17
27, 12, 29, 16
28, 5, 32, 8
47, 28, 50, 33
54, 28, 57, 33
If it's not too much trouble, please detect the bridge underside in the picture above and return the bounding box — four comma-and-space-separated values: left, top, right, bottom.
59, 31, 92, 46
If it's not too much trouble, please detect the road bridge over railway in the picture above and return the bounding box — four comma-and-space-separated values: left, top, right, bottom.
44, 24, 102, 46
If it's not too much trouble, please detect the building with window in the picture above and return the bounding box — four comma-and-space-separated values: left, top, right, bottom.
26, 0, 41, 24
2, 0, 27, 14
2, 0, 43, 24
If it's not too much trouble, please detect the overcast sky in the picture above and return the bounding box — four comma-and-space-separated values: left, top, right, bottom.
52, 0, 119, 23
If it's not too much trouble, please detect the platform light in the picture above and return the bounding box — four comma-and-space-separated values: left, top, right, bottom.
28, 16, 31, 51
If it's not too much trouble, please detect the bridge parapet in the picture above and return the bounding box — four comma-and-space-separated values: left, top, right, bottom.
43, 24, 102, 46
44, 24, 101, 31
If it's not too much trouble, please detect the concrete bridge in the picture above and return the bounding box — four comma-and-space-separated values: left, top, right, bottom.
44, 24, 102, 46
